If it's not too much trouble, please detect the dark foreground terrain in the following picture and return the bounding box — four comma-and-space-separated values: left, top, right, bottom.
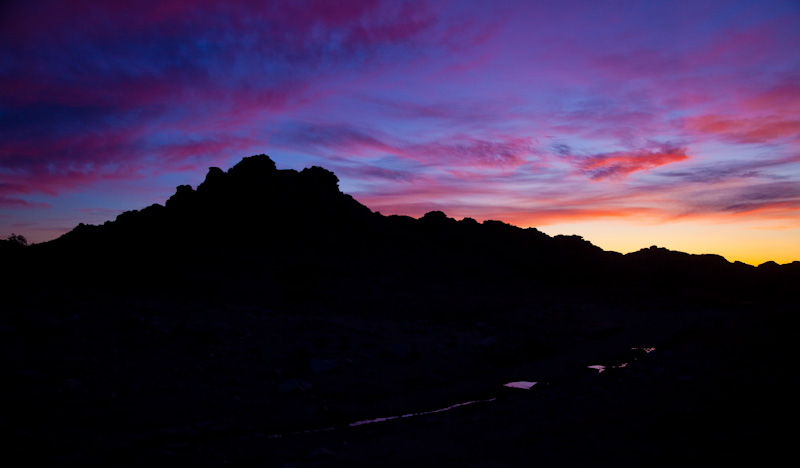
2, 155, 798, 466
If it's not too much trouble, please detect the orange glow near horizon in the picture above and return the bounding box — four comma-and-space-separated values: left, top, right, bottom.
536, 219, 800, 266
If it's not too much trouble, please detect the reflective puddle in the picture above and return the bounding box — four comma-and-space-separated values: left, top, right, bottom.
503, 381, 537, 389
588, 347, 655, 373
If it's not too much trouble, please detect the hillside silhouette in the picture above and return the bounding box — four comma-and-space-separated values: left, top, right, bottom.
2, 154, 797, 466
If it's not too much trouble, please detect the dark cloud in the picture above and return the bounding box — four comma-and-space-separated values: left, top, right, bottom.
552, 143, 572, 157
672, 181, 800, 218
659, 153, 800, 183
407, 137, 533, 167
721, 182, 800, 213
338, 165, 415, 182
659, 167, 763, 183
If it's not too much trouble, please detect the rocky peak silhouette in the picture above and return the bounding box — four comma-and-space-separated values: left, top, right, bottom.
160, 155, 371, 230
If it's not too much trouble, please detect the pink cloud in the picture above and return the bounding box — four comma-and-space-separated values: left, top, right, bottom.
685, 115, 800, 144
743, 82, 800, 114
0, 114, 264, 200
275, 121, 536, 168
0, 196, 50, 209
564, 144, 689, 180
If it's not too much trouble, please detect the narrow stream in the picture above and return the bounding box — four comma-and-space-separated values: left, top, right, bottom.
268, 347, 655, 438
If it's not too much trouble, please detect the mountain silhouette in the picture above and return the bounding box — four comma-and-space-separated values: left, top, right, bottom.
2, 154, 797, 466
16, 154, 796, 304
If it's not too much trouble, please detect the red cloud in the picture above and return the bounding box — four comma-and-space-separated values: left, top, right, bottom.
567, 144, 689, 180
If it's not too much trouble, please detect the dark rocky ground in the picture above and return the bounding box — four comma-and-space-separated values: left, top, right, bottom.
2, 155, 797, 466
3, 285, 795, 467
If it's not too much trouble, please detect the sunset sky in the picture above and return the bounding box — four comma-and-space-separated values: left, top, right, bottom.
2, 0, 799, 265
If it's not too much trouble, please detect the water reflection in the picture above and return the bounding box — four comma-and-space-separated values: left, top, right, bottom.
588, 348, 655, 373
503, 381, 537, 389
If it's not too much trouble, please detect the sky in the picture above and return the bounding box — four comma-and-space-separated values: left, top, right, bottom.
1, 0, 799, 265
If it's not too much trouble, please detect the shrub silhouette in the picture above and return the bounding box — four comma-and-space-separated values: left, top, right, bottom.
6, 233, 28, 246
